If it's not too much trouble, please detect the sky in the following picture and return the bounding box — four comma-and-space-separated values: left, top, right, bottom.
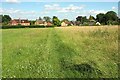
0, 0, 119, 20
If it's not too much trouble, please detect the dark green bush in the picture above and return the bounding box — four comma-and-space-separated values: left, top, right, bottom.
2, 25, 54, 29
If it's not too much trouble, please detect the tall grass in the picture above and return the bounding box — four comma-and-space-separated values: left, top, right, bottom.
2, 26, 118, 78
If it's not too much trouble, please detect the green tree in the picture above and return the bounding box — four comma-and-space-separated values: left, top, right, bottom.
96, 13, 106, 25
52, 16, 61, 26
76, 16, 88, 24
29, 20, 35, 25
61, 19, 69, 22
105, 11, 118, 25
89, 15, 95, 21
76, 16, 82, 22
43, 16, 51, 22
2, 15, 11, 25
81, 16, 88, 24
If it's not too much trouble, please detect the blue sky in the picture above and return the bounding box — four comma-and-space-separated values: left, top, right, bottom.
0, 1, 119, 20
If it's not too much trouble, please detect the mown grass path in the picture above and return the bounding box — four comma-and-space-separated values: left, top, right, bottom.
2, 26, 118, 78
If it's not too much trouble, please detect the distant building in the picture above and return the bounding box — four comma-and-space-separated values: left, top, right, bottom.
70, 21, 76, 26
61, 22, 68, 26
61, 21, 73, 27
35, 19, 53, 26
10, 19, 20, 25
46, 22, 53, 26
96, 22, 101, 25
89, 20, 96, 26
10, 19, 30, 26
20, 19, 30, 26
35, 19, 44, 26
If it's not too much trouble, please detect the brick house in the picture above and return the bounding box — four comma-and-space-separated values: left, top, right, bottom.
10, 19, 30, 26
35, 19, 53, 26
46, 22, 53, 26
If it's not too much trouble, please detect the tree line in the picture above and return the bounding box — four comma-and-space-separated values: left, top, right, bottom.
0, 11, 120, 26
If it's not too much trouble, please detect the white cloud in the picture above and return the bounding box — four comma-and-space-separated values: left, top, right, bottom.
45, 4, 61, 10
0, 8, 4, 14
1, 8, 39, 14
44, 4, 85, 13
58, 4, 85, 13
112, 6, 116, 10
1, 8, 40, 19
89, 9, 107, 15
6, 0, 20, 3
40, 11, 50, 14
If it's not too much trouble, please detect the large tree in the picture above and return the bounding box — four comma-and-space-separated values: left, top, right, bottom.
76, 16, 88, 24
105, 11, 118, 21
2, 15, 11, 23
96, 11, 118, 25
52, 16, 61, 26
43, 16, 51, 22
105, 11, 118, 25
96, 13, 106, 24
76, 16, 82, 22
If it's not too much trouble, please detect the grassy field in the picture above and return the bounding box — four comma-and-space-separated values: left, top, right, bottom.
2, 26, 118, 78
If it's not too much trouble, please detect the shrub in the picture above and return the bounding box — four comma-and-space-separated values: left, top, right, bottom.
2, 25, 54, 29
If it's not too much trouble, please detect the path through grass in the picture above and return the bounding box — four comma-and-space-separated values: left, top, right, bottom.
2, 26, 118, 78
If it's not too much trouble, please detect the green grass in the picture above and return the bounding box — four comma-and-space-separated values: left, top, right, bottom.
2, 26, 118, 78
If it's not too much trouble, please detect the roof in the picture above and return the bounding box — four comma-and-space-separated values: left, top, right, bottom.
10, 19, 30, 23
21, 19, 29, 23
36, 20, 44, 24
10, 19, 20, 23
62, 21, 71, 25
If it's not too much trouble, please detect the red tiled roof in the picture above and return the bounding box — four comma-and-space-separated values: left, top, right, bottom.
10, 19, 30, 23
21, 20, 29, 23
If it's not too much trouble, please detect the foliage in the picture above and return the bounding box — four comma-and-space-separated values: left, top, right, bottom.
96, 13, 106, 25
96, 11, 118, 25
2, 25, 54, 29
29, 20, 36, 25
52, 16, 61, 26
2, 15, 11, 24
43, 16, 51, 22
76, 16, 88, 24
89, 15, 95, 21
38, 17, 42, 20
61, 19, 69, 22
105, 11, 118, 21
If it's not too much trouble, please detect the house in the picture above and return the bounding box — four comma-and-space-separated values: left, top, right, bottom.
46, 22, 53, 26
44, 22, 53, 27
20, 19, 30, 26
89, 20, 96, 26
35, 19, 44, 26
75, 21, 81, 26
35, 19, 53, 26
70, 21, 75, 26
61, 21, 73, 27
61, 22, 68, 26
10, 19, 20, 25
10, 19, 30, 26
96, 22, 101, 25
